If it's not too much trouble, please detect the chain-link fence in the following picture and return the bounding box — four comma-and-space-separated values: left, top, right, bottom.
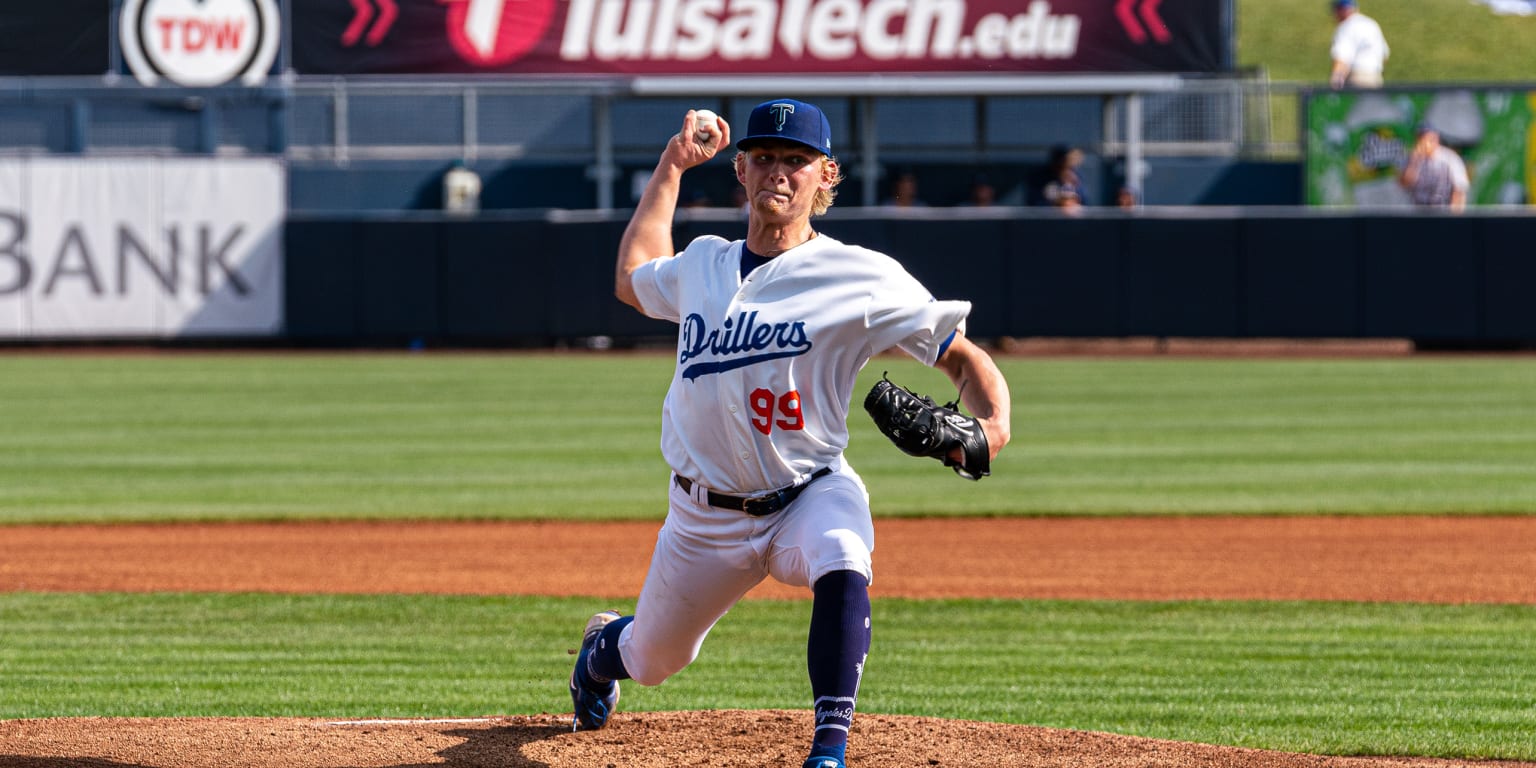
0, 74, 1309, 208
1, 74, 1304, 160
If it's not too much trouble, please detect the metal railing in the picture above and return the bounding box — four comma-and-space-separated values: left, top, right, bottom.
0, 73, 1307, 205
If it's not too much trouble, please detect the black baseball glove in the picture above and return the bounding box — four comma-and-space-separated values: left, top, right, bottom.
863, 373, 990, 480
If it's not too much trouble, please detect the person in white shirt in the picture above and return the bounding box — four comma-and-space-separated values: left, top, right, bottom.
1330, 0, 1389, 89
567, 98, 1012, 768
1400, 122, 1471, 212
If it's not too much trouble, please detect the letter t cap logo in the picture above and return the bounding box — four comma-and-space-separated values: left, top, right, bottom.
769, 103, 795, 131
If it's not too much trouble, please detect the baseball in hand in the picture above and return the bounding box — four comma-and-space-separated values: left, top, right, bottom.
692, 109, 719, 143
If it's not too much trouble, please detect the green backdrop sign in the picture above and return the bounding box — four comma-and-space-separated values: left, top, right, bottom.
1305, 88, 1534, 207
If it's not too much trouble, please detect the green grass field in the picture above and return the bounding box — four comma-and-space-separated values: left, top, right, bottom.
1236, 0, 1536, 153
2, 354, 1534, 522
1239, 0, 1536, 84
1, 593, 1532, 760
2, 352, 1534, 760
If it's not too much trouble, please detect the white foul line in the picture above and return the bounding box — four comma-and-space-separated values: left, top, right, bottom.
323, 717, 503, 726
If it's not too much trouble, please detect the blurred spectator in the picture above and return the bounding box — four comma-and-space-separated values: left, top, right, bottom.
682, 189, 713, 208
882, 170, 928, 207
963, 174, 998, 207
1115, 185, 1139, 209
1033, 145, 1087, 210
1329, 0, 1389, 89
1399, 122, 1469, 212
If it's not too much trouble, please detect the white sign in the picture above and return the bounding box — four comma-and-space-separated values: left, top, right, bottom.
0, 158, 285, 339
120, 0, 281, 87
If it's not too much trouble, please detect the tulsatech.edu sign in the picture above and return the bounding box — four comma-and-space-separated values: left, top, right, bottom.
121, 0, 281, 86
294, 0, 1229, 75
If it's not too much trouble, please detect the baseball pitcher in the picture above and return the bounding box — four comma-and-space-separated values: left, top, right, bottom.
568, 98, 1012, 768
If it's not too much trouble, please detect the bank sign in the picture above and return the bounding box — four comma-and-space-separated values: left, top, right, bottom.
0, 159, 284, 339
294, 0, 1228, 74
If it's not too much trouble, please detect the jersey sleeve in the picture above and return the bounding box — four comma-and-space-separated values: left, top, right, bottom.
629, 235, 729, 323
629, 252, 683, 322
864, 270, 972, 367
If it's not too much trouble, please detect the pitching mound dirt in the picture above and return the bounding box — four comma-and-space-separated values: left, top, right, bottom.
3, 712, 1533, 768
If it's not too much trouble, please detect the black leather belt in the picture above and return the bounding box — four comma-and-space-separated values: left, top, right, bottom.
674, 468, 832, 517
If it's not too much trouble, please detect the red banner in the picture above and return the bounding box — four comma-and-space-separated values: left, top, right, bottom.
292, 0, 1229, 75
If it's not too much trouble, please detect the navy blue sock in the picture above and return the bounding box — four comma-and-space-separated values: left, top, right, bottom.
585, 615, 633, 684
807, 570, 871, 755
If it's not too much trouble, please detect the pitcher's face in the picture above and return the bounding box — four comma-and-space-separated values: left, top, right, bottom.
737, 141, 833, 222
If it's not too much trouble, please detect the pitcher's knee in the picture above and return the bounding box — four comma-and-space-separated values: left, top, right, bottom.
621, 641, 697, 687
808, 528, 873, 585
824, 527, 872, 561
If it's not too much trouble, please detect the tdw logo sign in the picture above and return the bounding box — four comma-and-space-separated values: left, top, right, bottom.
441, 0, 559, 67
121, 0, 281, 86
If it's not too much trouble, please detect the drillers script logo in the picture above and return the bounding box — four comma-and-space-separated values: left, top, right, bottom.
121, 0, 280, 86
679, 311, 813, 380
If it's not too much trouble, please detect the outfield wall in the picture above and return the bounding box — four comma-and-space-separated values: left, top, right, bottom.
283, 209, 1536, 347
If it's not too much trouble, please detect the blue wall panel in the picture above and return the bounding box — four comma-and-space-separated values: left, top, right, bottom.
885, 218, 1012, 336
1241, 217, 1360, 337
1008, 218, 1123, 337
1358, 217, 1481, 339
1120, 219, 1242, 337
283, 214, 1536, 346
356, 222, 441, 342
284, 221, 359, 339
539, 219, 670, 339
1482, 217, 1536, 340
438, 220, 550, 341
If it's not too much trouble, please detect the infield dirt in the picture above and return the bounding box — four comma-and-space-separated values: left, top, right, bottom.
3, 516, 1534, 767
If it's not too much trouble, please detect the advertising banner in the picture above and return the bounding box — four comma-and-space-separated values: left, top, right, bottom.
292, 0, 1229, 75
118, 0, 282, 86
0, 158, 285, 339
0, 1, 110, 75
1306, 88, 1534, 208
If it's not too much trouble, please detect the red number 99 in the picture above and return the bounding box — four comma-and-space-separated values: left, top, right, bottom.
749, 388, 805, 435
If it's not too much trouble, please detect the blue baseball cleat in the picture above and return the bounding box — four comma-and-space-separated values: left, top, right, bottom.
803, 743, 847, 768
569, 610, 623, 731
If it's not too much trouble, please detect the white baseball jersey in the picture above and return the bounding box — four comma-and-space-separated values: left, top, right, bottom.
1331, 13, 1389, 79
629, 232, 970, 495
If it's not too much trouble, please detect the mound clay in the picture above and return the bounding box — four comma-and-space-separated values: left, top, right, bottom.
3, 516, 1535, 768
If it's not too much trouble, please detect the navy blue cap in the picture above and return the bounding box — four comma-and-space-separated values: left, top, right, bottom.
1332, 0, 1356, 8
735, 99, 832, 156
